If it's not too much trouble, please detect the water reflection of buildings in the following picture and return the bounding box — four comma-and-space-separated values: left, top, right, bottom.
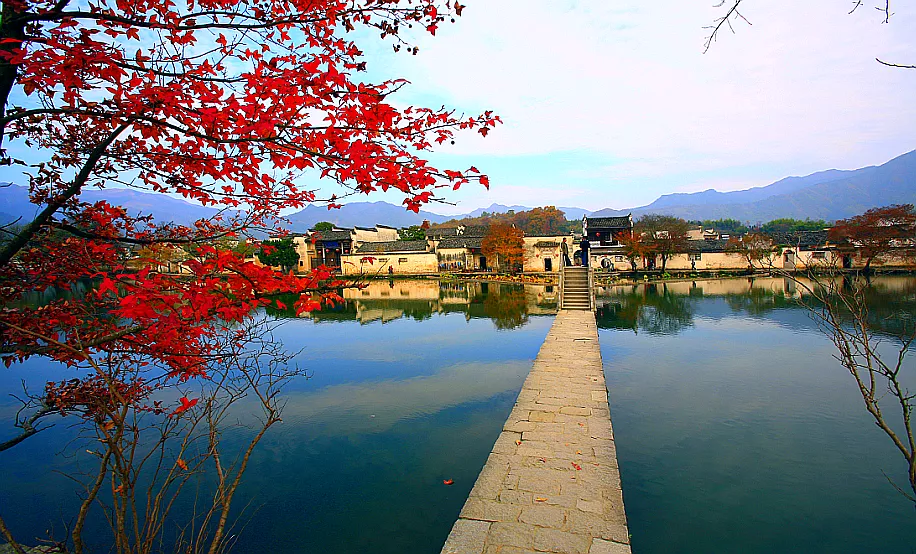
595, 275, 916, 336
596, 276, 802, 299
307, 280, 558, 326
598, 275, 916, 299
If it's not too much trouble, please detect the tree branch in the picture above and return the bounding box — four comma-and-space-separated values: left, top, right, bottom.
0, 122, 130, 268
876, 57, 916, 69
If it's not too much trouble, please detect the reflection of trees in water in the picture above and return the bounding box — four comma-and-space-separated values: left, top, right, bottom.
482, 284, 529, 330
724, 287, 793, 316
596, 277, 916, 341
829, 278, 916, 342
11, 278, 94, 307
439, 280, 470, 301
264, 281, 533, 328
264, 293, 357, 321
596, 284, 694, 335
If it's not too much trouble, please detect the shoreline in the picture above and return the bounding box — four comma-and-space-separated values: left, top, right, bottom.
351, 267, 916, 287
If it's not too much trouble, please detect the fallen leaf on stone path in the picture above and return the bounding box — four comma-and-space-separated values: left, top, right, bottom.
515, 440, 522, 446
443, 479, 454, 485
535, 497, 548, 502
571, 462, 582, 471
578, 423, 585, 427
576, 451, 582, 455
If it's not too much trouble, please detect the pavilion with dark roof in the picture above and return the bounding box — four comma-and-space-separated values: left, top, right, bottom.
582, 215, 633, 247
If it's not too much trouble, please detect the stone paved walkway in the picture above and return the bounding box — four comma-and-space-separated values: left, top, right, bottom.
441, 310, 631, 554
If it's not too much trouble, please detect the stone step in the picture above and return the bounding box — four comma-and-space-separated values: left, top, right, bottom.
440, 310, 630, 554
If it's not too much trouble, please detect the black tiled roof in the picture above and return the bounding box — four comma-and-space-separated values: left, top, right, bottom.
354, 240, 429, 254
437, 236, 483, 249
688, 239, 731, 253
687, 231, 833, 252
765, 230, 830, 248
585, 216, 632, 229
427, 225, 489, 239
462, 225, 489, 236
311, 230, 353, 241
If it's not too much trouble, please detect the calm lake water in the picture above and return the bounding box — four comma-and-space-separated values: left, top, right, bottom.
2, 277, 916, 552
597, 276, 916, 553
0, 280, 557, 553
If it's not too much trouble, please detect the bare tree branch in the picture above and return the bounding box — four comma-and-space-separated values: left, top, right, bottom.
876, 57, 916, 69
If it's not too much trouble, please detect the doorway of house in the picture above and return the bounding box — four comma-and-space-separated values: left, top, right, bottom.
544, 258, 553, 272
479, 256, 487, 271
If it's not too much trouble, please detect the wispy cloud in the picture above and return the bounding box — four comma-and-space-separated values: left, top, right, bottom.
4, 1, 913, 216
361, 0, 916, 210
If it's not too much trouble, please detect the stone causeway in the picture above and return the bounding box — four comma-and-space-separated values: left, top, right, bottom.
441, 309, 631, 554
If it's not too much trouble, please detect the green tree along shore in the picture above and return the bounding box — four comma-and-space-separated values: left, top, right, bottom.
258, 238, 301, 272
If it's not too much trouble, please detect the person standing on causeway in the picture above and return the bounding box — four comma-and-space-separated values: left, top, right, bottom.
579, 236, 590, 267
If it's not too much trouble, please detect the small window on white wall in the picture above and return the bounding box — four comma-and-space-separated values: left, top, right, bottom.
689, 253, 702, 261
398, 257, 408, 263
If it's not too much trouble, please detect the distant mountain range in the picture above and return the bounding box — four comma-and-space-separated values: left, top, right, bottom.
0, 185, 230, 228
2, 149, 915, 228
589, 149, 916, 223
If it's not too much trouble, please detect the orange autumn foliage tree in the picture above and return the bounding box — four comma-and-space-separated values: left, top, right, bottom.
0, 0, 498, 549
482, 223, 524, 273
829, 204, 916, 273
725, 232, 777, 273
509, 206, 567, 235
432, 205, 568, 235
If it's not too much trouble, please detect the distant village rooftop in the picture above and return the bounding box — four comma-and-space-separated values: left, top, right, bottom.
310, 229, 353, 241
584, 215, 633, 228
427, 225, 489, 239
437, 236, 484, 249
355, 240, 429, 254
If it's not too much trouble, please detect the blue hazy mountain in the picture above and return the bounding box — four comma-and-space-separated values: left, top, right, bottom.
442, 203, 591, 221
639, 169, 853, 210
590, 149, 916, 222
0, 190, 590, 230
0, 184, 227, 227
0, 186, 452, 230
3, 149, 914, 228
284, 201, 448, 229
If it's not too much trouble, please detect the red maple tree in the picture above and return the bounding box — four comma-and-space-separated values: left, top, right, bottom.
0, 0, 498, 549
0, 0, 498, 416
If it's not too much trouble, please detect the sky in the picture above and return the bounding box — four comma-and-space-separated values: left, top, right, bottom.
351, 0, 916, 215
2, 1, 914, 218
